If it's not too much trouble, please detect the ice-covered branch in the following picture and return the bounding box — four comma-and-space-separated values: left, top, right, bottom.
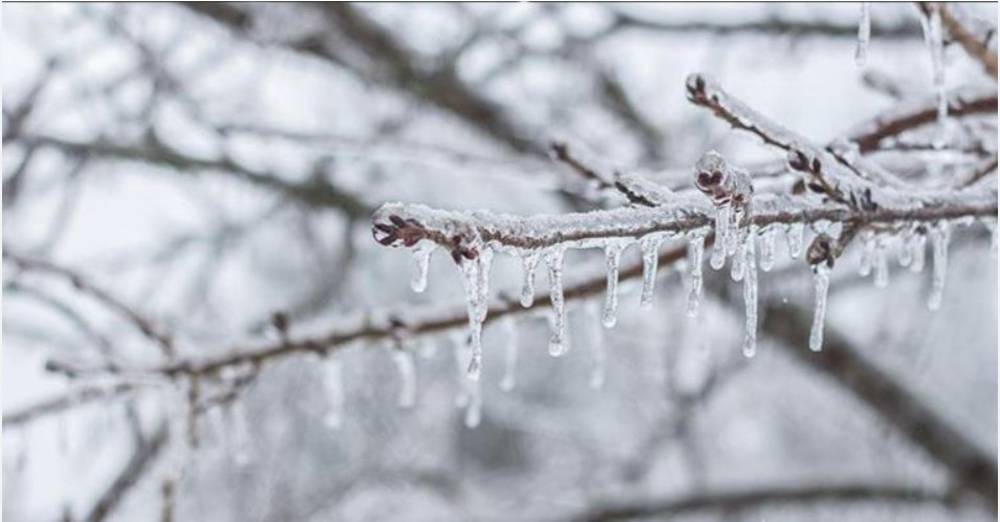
846, 87, 998, 153
82, 420, 169, 522
567, 482, 952, 522
927, 3, 998, 78
372, 191, 995, 257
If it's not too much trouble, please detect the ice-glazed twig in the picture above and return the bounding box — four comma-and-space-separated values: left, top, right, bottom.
372, 190, 995, 256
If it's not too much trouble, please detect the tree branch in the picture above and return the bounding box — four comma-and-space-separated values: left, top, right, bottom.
5, 250, 176, 359
567, 481, 952, 522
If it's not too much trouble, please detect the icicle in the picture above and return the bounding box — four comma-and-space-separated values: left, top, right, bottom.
639, 235, 662, 308
460, 250, 493, 381
589, 303, 606, 389
686, 231, 706, 317
928, 221, 951, 310
787, 222, 805, 259
500, 317, 518, 392
899, 229, 914, 267
855, 2, 871, 68
464, 375, 482, 428
725, 208, 744, 257
984, 218, 997, 256
759, 227, 776, 272
710, 203, 732, 269
809, 263, 831, 352
910, 232, 927, 272
602, 241, 625, 328
858, 230, 875, 276
545, 248, 568, 357
519, 252, 540, 308
919, 3, 948, 147
873, 237, 889, 288
323, 356, 345, 430
410, 242, 434, 293
393, 350, 417, 408
742, 226, 758, 358
730, 231, 747, 282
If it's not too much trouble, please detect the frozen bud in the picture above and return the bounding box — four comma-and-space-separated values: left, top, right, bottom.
372, 213, 427, 248
694, 151, 753, 207
806, 233, 835, 268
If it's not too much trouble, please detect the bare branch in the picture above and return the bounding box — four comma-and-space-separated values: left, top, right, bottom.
83, 420, 170, 522
761, 301, 998, 512
567, 482, 952, 522
3, 383, 137, 427
5, 250, 176, 358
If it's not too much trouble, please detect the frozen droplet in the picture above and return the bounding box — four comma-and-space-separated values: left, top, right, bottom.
393, 350, 417, 408
910, 232, 927, 272
730, 231, 747, 282
639, 235, 662, 308
742, 226, 759, 358
919, 3, 948, 147
899, 229, 914, 267
858, 230, 875, 277
686, 231, 706, 317
809, 263, 831, 352
855, 2, 871, 68
928, 220, 951, 310
519, 252, 540, 308
984, 218, 997, 255
873, 237, 889, 288
500, 318, 518, 392
410, 242, 434, 293
710, 203, 732, 270
787, 222, 805, 259
602, 241, 625, 328
759, 226, 776, 272
464, 374, 482, 429
459, 250, 493, 381
323, 356, 345, 430
545, 248, 567, 356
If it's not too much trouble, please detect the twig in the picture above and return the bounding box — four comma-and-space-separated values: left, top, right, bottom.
567, 482, 952, 522
83, 420, 169, 522
4, 250, 176, 358
3, 383, 137, 427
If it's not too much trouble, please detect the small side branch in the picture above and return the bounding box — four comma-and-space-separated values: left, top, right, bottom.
5, 251, 176, 359
568, 482, 952, 522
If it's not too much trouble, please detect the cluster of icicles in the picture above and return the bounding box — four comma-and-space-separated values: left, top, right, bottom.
321, 210, 996, 430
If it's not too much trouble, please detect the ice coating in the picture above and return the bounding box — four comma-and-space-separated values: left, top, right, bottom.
855, 2, 871, 68
759, 226, 776, 272
787, 222, 805, 259
742, 226, 759, 358
520, 252, 540, 308
546, 248, 568, 356
602, 241, 627, 328
710, 203, 732, 270
686, 230, 706, 317
810, 263, 831, 352
639, 235, 662, 308
410, 241, 435, 293
928, 220, 951, 310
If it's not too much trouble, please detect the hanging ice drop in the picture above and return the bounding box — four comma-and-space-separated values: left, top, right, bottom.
809, 263, 831, 352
